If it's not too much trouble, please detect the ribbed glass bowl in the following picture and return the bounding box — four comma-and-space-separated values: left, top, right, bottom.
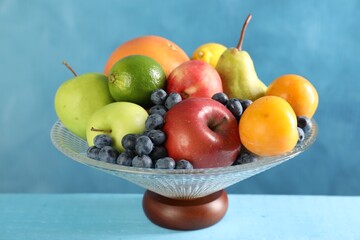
51, 120, 317, 199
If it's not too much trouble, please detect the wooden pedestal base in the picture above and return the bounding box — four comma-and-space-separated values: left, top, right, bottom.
142, 190, 228, 230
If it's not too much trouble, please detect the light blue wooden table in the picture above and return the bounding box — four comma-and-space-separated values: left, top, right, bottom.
1, 194, 359, 240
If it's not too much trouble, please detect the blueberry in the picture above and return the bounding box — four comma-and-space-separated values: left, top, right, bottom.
149, 146, 168, 161
116, 150, 135, 166
297, 116, 312, 134
297, 127, 305, 143
240, 99, 252, 111
155, 157, 176, 169
164, 92, 182, 109
121, 134, 138, 151
226, 98, 243, 120
212, 92, 229, 105
94, 134, 112, 148
87, 146, 100, 160
132, 155, 153, 168
175, 160, 194, 170
98, 146, 119, 164
146, 129, 166, 145
149, 104, 167, 116
145, 114, 164, 130
135, 135, 154, 156
151, 89, 168, 105
234, 150, 257, 165
141, 130, 151, 137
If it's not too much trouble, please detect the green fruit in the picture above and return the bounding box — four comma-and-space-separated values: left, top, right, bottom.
55, 71, 113, 139
216, 14, 267, 101
86, 102, 148, 152
108, 55, 166, 107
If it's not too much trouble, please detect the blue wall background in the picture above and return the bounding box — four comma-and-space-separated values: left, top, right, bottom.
0, 0, 359, 195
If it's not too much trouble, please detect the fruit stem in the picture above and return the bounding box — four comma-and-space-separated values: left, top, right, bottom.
236, 14, 252, 51
208, 117, 228, 131
109, 74, 116, 83
90, 127, 112, 134
62, 61, 78, 77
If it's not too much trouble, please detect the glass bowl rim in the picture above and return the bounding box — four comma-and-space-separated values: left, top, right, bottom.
50, 119, 317, 176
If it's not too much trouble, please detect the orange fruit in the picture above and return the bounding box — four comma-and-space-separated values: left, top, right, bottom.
239, 96, 298, 156
266, 74, 319, 118
104, 35, 189, 77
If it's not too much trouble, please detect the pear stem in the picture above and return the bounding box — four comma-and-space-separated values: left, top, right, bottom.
236, 14, 252, 51
62, 61, 78, 77
90, 127, 112, 134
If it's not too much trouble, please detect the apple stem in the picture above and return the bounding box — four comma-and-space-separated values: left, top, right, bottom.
180, 91, 189, 99
236, 14, 252, 51
208, 117, 228, 131
62, 61, 78, 77
90, 127, 112, 134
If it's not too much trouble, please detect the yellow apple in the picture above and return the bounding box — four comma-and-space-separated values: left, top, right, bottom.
86, 102, 148, 152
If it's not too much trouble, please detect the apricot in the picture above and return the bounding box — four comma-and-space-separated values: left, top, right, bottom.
265, 74, 318, 118
239, 96, 298, 156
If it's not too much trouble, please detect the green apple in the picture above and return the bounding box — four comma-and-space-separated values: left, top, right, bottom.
86, 102, 148, 152
54, 71, 113, 139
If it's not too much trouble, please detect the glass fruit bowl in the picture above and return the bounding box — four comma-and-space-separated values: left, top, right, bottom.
50, 119, 317, 230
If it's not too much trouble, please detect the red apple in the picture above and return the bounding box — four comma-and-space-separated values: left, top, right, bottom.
163, 98, 241, 168
166, 60, 223, 99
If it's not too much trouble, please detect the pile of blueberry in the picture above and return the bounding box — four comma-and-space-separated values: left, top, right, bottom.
86, 134, 119, 164
117, 130, 192, 170
211, 92, 252, 122
86, 89, 193, 170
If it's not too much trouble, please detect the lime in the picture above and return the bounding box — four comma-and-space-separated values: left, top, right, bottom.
191, 43, 227, 68
108, 55, 166, 107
